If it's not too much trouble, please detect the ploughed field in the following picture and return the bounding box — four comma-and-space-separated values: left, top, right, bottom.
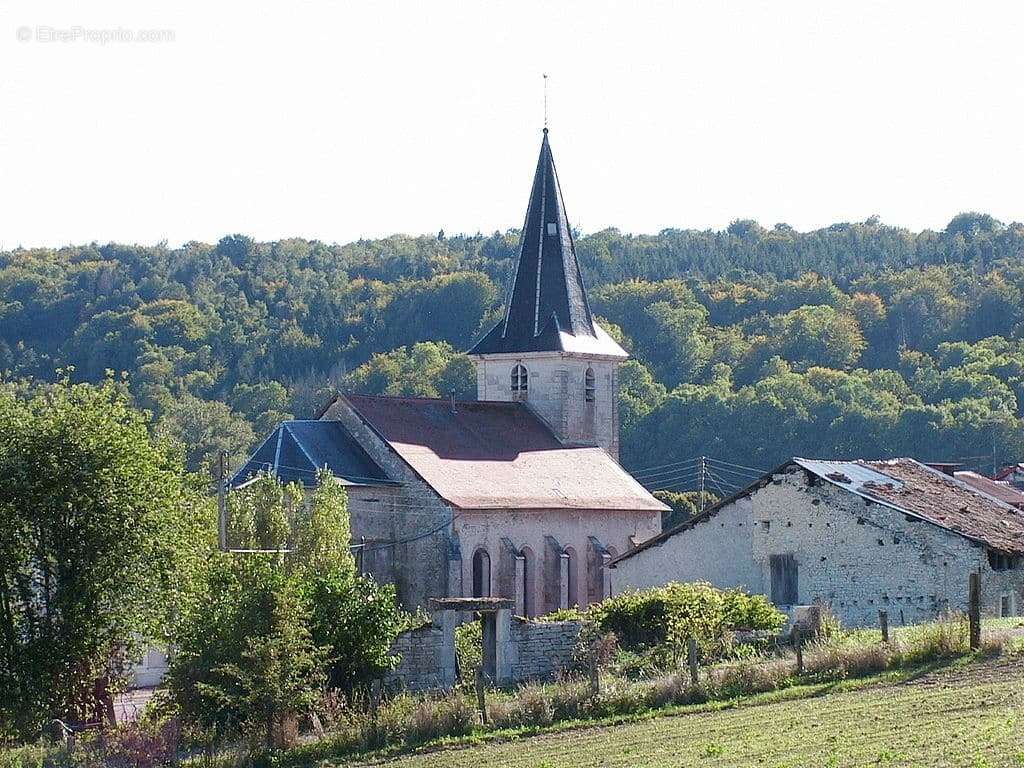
350, 657, 1024, 767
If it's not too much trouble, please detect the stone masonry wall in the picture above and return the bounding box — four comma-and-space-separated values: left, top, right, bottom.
611, 465, 1024, 628
383, 618, 456, 693
508, 619, 582, 682
321, 398, 454, 610
384, 615, 582, 692
751, 468, 1024, 626
474, 353, 620, 459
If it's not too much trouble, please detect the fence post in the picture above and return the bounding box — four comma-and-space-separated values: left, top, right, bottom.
793, 626, 804, 674
879, 610, 889, 643
588, 654, 601, 696
687, 637, 699, 685
969, 571, 981, 651
475, 667, 488, 725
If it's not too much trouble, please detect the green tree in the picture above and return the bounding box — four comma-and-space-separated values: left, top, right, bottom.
157, 393, 256, 476
0, 376, 207, 739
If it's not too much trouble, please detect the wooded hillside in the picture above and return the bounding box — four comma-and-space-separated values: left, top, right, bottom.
3, 211, 1023, 485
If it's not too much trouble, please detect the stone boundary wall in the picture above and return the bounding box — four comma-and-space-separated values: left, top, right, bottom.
508, 619, 582, 681
384, 612, 583, 692
383, 617, 456, 692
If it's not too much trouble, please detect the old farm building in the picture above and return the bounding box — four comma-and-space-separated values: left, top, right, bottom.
610, 458, 1024, 625
233, 129, 666, 613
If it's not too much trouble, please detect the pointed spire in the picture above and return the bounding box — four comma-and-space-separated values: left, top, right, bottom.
469, 130, 626, 357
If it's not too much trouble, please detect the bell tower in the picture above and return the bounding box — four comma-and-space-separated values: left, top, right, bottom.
467, 130, 628, 460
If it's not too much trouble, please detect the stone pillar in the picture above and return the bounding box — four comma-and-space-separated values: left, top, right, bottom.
514, 554, 526, 616
433, 609, 458, 689
494, 608, 513, 685
600, 551, 612, 601
559, 551, 570, 610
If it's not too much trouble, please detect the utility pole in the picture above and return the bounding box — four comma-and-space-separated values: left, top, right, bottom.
218, 450, 228, 551
699, 456, 706, 514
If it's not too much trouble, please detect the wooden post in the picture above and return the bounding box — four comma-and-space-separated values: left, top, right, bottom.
793, 626, 804, 674
475, 667, 488, 725
588, 654, 601, 696
687, 637, 699, 685
879, 610, 889, 643
969, 571, 981, 651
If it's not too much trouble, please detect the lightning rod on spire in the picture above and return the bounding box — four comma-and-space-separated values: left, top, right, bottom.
543, 73, 548, 132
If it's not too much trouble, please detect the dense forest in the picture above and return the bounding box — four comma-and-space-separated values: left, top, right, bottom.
3, 211, 1024, 493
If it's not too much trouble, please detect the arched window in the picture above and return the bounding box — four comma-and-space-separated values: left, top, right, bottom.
584, 367, 596, 402
472, 548, 491, 598
511, 364, 528, 394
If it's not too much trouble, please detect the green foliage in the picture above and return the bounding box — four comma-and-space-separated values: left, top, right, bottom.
168, 473, 405, 744
3, 221, 1024, 493
454, 620, 482, 684
0, 375, 209, 739
555, 583, 786, 662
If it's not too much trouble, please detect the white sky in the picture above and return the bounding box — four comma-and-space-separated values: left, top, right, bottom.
1, 0, 1022, 250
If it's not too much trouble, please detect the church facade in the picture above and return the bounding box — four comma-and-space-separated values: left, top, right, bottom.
232, 130, 665, 614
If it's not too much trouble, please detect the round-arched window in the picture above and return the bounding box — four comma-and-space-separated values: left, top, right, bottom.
511, 364, 529, 394
584, 367, 596, 402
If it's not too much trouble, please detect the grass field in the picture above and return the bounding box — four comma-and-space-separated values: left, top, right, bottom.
347, 657, 1024, 768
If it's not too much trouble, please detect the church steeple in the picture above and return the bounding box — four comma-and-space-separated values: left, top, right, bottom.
468, 131, 624, 357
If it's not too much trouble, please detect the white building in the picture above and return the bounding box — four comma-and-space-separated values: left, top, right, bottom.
610, 458, 1024, 626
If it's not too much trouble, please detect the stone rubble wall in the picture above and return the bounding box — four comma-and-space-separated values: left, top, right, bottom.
508, 619, 582, 681
384, 615, 583, 692
383, 620, 455, 693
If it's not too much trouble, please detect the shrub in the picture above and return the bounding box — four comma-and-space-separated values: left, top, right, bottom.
571, 583, 786, 662
454, 621, 482, 685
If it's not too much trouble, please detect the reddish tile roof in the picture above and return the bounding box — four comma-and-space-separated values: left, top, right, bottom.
859, 459, 1024, 555
339, 394, 666, 512
953, 471, 1024, 510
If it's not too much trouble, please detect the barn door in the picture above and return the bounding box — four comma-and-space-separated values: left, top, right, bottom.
770, 554, 798, 605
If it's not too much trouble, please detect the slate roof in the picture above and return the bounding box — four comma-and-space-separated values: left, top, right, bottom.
611, 456, 1024, 565
230, 420, 395, 489
338, 393, 666, 511
468, 130, 626, 359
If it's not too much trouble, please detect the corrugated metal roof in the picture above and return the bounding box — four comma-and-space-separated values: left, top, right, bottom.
791, 458, 904, 493
230, 420, 395, 489
613, 455, 1024, 565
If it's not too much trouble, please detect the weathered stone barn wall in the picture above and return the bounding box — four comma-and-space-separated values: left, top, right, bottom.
611, 467, 1024, 627
753, 468, 1022, 625
610, 496, 761, 595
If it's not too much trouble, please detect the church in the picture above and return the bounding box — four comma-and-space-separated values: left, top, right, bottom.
232, 129, 666, 614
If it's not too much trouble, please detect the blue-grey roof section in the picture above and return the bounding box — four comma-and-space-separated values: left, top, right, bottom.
230, 420, 397, 489
791, 458, 904, 494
